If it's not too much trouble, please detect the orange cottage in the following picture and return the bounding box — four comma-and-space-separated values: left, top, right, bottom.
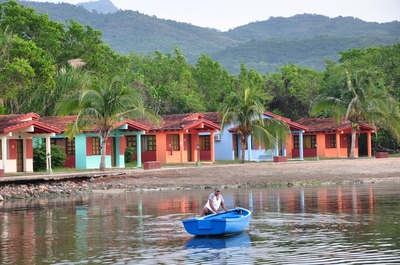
134, 113, 220, 164
291, 118, 376, 158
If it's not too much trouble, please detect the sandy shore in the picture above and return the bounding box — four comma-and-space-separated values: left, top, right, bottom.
1, 157, 399, 201
92, 157, 400, 190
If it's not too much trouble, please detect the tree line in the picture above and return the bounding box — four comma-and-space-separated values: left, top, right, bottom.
1, 0, 399, 153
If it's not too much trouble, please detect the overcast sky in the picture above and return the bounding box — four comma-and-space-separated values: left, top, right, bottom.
31, 0, 400, 31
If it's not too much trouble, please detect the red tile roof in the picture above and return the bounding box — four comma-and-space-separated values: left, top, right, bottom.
39, 113, 221, 133
0, 113, 61, 134
203, 111, 307, 131
203, 112, 222, 124
263, 111, 308, 131
295, 118, 375, 132
39, 116, 78, 131
138, 113, 220, 131
39, 116, 150, 132
7, 113, 219, 135
114, 119, 150, 132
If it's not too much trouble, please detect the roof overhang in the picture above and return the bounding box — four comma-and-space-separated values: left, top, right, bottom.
1, 120, 61, 135
114, 119, 150, 132
181, 119, 220, 131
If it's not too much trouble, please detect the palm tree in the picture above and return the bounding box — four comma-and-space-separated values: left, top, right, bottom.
58, 76, 160, 171
311, 69, 400, 158
219, 86, 290, 163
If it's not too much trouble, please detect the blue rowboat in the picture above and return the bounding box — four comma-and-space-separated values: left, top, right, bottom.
182, 207, 251, 236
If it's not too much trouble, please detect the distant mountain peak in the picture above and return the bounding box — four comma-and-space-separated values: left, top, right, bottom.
77, 0, 118, 14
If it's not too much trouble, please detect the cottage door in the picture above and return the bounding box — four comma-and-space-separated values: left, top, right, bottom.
16, 139, 24, 172
233, 134, 239, 160
186, 135, 192, 162
111, 137, 116, 167
358, 133, 368, 157
347, 134, 352, 157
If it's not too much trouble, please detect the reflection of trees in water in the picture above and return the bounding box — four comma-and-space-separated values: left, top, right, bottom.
0, 184, 399, 263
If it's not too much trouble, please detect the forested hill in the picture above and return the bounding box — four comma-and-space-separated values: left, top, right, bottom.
224, 14, 399, 41
12, 0, 400, 73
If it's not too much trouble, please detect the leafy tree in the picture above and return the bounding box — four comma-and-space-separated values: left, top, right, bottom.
0, 1, 116, 72
29, 66, 92, 116
266, 63, 323, 120
0, 0, 64, 61
236, 64, 268, 95
129, 48, 205, 114
57, 76, 161, 171
0, 1, 131, 115
311, 68, 400, 158
0, 3, 59, 108
338, 44, 400, 101
192, 54, 234, 111
129, 51, 173, 114
219, 74, 290, 163
322, 44, 400, 152
0, 28, 14, 112
2, 36, 56, 114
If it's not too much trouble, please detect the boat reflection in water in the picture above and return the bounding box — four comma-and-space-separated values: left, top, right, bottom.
185, 232, 252, 263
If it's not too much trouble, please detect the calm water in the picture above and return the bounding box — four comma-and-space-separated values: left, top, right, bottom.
0, 183, 399, 264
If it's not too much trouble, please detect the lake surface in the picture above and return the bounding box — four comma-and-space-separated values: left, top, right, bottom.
0, 183, 399, 264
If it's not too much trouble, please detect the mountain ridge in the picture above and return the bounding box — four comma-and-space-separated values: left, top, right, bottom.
11, 0, 400, 73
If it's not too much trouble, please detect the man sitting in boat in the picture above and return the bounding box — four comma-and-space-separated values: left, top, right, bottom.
200, 187, 229, 216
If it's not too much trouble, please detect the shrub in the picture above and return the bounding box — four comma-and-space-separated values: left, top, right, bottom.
125, 146, 135, 163
33, 143, 67, 171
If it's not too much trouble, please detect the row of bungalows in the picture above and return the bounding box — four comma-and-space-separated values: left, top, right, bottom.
0, 112, 376, 174
206, 112, 376, 160
204, 111, 309, 161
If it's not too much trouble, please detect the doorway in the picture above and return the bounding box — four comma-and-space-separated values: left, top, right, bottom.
358, 133, 368, 157
111, 137, 116, 167
186, 135, 192, 162
347, 134, 352, 157
233, 135, 238, 160
16, 139, 24, 172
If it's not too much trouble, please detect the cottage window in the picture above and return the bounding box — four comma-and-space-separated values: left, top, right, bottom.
92, 137, 101, 155
304, 135, 317, 148
50, 138, 75, 155
294, 135, 317, 148
171, 134, 180, 151
329, 134, 336, 148
294, 136, 300, 149
200, 135, 211, 150
66, 139, 75, 155
126, 136, 137, 149
303, 135, 317, 148
142, 135, 156, 151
